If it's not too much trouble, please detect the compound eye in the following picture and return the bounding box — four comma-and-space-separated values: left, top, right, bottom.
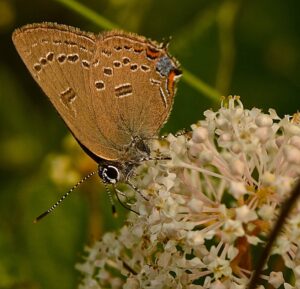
100, 165, 120, 184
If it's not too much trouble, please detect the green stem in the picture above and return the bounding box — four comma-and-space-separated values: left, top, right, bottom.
182, 69, 221, 102
54, 0, 221, 103
54, 0, 118, 30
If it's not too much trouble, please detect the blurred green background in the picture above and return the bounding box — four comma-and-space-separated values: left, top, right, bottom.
0, 0, 299, 288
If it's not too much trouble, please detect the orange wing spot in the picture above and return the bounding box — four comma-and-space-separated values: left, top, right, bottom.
146, 47, 160, 59
167, 70, 177, 96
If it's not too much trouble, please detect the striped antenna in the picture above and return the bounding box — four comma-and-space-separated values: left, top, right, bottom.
34, 171, 97, 223
103, 182, 117, 217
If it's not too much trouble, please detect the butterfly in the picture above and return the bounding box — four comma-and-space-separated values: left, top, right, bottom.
12, 22, 182, 220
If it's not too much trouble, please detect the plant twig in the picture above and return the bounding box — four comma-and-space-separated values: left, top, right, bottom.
54, 0, 118, 30
248, 180, 300, 289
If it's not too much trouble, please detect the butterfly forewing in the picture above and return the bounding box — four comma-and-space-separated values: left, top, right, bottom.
12, 23, 120, 161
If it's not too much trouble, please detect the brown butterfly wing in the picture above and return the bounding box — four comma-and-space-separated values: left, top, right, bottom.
89, 31, 181, 154
12, 23, 120, 161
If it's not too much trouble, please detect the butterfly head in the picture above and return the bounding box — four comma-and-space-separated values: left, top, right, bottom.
98, 164, 120, 184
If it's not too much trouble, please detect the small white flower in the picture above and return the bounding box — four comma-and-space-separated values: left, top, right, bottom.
236, 205, 257, 223
256, 114, 273, 127
207, 257, 232, 279
186, 231, 204, 247
229, 157, 245, 176
192, 127, 209, 143
268, 271, 285, 288
222, 219, 244, 243
283, 145, 300, 165
230, 181, 247, 199
187, 198, 204, 213
257, 204, 275, 220
199, 150, 214, 164
261, 171, 276, 186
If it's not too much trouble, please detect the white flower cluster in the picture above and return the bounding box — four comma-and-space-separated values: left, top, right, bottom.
76, 97, 300, 289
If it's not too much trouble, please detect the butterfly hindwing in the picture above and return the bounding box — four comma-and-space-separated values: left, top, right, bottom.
89, 31, 181, 154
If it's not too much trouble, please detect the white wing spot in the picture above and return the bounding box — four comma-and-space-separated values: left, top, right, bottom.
159, 87, 168, 108
150, 78, 161, 86
57, 54, 67, 63
141, 65, 150, 72
60, 87, 77, 116
115, 83, 133, 98
67, 54, 79, 63
122, 57, 130, 65
82, 60, 90, 69
33, 63, 42, 72
113, 61, 122, 68
95, 80, 105, 91
103, 67, 113, 76
46, 52, 54, 62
